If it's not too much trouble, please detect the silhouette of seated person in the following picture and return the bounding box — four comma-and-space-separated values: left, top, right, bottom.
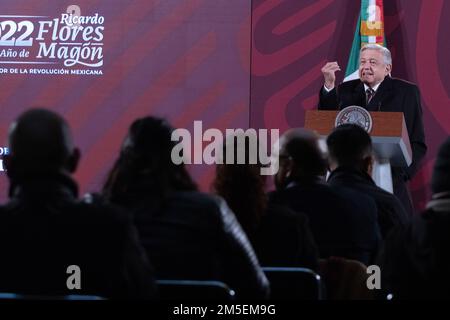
268, 129, 380, 265
378, 137, 450, 299
100, 117, 269, 299
0, 109, 155, 299
326, 124, 408, 239
213, 132, 319, 270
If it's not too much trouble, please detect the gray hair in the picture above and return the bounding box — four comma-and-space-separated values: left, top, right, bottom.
360, 44, 392, 65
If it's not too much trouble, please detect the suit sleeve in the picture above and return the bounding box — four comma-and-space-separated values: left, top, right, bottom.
318, 86, 339, 110
403, 85, 427, 180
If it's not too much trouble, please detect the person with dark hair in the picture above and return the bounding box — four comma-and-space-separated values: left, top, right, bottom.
0, 109, 155, 299
213, 132, 319, 270
268, 129, 381, 265
101, 117, 270, 299
326, 124, 409, 238
377, 137, 450, 299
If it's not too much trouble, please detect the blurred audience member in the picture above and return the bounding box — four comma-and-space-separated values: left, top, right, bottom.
101, 117, 269, 299
213, 132, 319, 270
378, 137, 450, 299
0, 109, 155, 299
327, 124, 409, 238
268, 129, 380, 265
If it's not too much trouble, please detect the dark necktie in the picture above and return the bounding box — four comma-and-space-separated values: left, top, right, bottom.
366, 88, 375, 105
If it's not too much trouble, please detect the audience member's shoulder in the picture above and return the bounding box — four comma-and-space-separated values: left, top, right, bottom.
390, 208, 450, 262
0, 194, 131, 231
266, 203, 309, 223
269, 182, 344, 204
172, 190, 222, 210
373, 184, 406, 207
384, 207, 439, 244
264, 204, 312, 235
417, 208, 450, 233
267, 186, 310, 204
390, 77, 419, 92
324, 182, 364, 201
267, 190, 280, 203
330, 184, 378, 217
165, 191, 233, 224
330, 183, 370, 200
382, 211, 424, 251
79, 193, 133, 225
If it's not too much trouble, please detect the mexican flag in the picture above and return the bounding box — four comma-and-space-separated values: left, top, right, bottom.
344, 0, 386, 82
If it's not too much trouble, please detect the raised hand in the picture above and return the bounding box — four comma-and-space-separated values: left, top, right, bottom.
321, 62, 341, 90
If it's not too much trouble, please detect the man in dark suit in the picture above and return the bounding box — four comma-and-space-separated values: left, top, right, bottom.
326, 124, 409, 238
268, 129, 381, 265
0, 109, 156, 299
318, 44, 427, 215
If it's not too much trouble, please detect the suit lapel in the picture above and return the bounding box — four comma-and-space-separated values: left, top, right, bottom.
367, 76, 394, 111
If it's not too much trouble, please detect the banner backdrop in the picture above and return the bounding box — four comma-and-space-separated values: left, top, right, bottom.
0, 0, 448, 213
0, 0, 251, 198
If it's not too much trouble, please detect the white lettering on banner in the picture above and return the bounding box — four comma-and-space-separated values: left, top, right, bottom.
0, 5, 105, 76
61, 13, 105, 26
37, 42, 103, 67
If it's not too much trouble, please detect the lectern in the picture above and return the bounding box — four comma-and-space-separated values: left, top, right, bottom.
304, 110, 412, 193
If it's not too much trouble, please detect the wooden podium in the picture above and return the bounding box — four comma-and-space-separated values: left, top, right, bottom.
304, 110, 412, 193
